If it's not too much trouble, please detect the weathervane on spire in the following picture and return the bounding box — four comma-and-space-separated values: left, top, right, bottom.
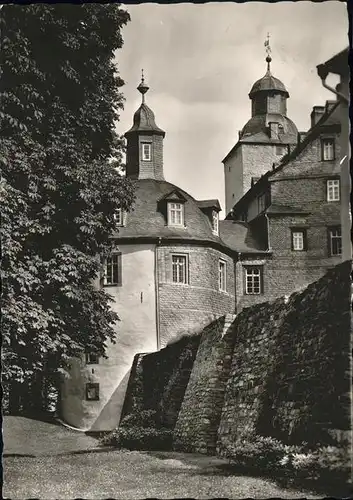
137, 68, 149, 103
264, 32, 272, 72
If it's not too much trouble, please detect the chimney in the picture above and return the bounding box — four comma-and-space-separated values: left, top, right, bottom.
310, 106, 325, 128
238, 130, 242, 140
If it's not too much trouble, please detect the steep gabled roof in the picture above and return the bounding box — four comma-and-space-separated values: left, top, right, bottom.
159, 189, 187, 203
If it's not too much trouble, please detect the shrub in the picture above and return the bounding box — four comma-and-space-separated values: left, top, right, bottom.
100, 426, 173, 451
219, 434, 349, 486
220, 434, 303, 472
100, 409, 173, 451
120, 409, 162, 429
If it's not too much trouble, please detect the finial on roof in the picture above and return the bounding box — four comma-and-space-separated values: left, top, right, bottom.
264, 32, 272, 72
137, 69, 149, 103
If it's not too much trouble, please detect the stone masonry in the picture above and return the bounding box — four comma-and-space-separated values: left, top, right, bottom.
173, 314, 236, 454
120, 261, 351, 467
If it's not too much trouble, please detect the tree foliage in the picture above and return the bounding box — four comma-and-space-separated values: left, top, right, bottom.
0, 4, 134, 403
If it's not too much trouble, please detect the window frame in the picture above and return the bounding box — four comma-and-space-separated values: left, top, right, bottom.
86, 383, 100, 401
328, 226, 342, 257
321, 138, 335, 161
103, 252, 122, 287
257, 193, 267, 214
291, 228, 307, 252
244, 266, 263, 295
219, 259, 227, 292
326, 178, 340, 202
141, 142, 152, 162
114, 208, 123, 226
85, 353, 99, 365
168, 202, 184, 227
171, 254, 189, 284
212, 210, 219, 235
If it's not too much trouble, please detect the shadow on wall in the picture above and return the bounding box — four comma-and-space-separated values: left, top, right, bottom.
89, 370, 131, 432
166, 314, 219, 347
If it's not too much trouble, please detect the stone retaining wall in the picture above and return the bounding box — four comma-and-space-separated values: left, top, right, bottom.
173, 314, 236, 453
120, 262, 351, 459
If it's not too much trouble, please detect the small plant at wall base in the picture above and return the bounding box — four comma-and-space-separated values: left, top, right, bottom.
218, 434, 349, 492
100, 410, 173, 451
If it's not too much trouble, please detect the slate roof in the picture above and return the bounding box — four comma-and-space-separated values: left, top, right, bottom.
112, 179, 221, 243
249, 70, 289, 98
219, 220, 267, 253
112, 179, 263, 254
240, 113, 298, 144
125, 103, 165, 136
196, 199, 221, 211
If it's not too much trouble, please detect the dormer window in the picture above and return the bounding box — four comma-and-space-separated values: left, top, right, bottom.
168, 202, 184, 226
142, 142, 152, 161
321, 139, 335, 161
212, 211, 219, 235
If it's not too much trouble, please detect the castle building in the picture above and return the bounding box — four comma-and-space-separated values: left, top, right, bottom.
60, 49, 347, 433
228, 97, 343, 310
60, 75, 248, 432
223, 53, 298, 213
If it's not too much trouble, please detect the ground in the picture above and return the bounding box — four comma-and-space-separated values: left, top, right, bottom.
3, 416, 321, 499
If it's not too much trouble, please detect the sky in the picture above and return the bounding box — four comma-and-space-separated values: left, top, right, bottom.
116, 1, 348, 216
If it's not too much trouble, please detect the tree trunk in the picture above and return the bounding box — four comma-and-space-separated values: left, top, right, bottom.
8, 382, 21, 415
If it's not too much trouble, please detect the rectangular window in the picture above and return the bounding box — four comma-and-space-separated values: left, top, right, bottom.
85, 353, 99, 364
142, 142, 152, 161
291, 229, 307, 251
114, 208, 123, 226
86, 383, 99, 401
212, 211, 219, 235
172, 255, 188, 284
328, 227, 342, 256
168, 202, 184, 226
245, 267, 262, 295
322, 139, 335, 161
257, 193, 266, 214
104, 253, 121, 286
327, 179, 340, 201
219, 260, 226, 292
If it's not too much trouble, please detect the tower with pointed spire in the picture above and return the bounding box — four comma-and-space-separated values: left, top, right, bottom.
222, 37, 298, 214
125, 71, 166, 181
